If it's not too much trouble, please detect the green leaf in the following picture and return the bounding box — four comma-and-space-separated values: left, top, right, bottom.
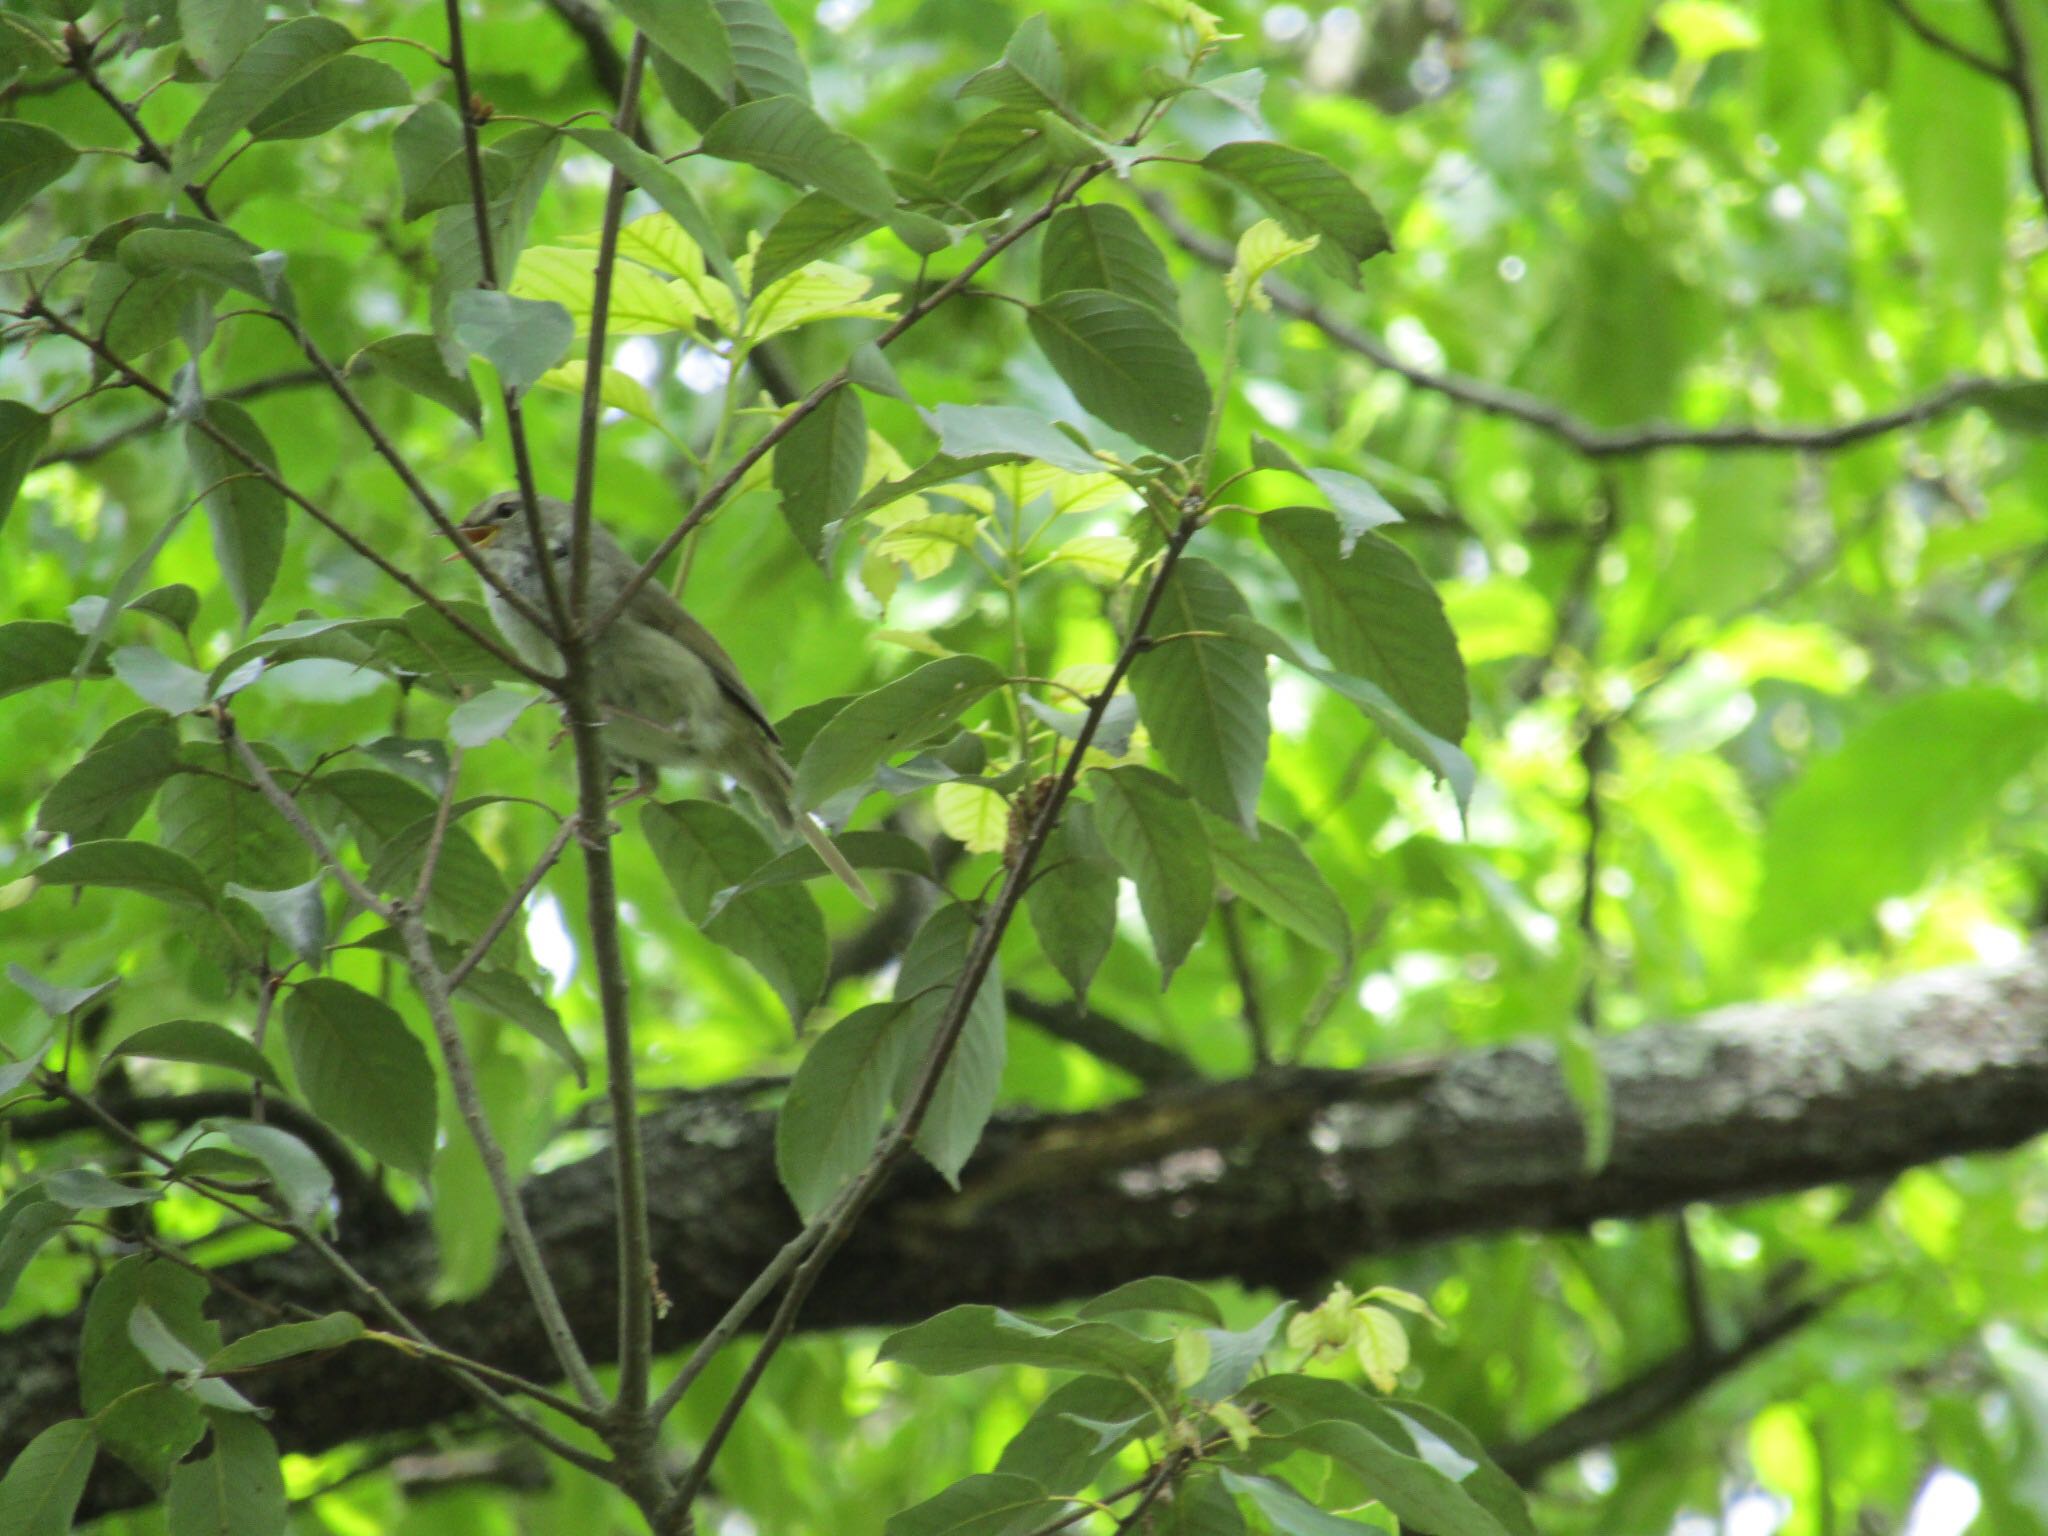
215, 1122, 333, 1219
453, 966, 585, 1085
776, 1001, 914, 1219
1077, 1276, 1226, 1325
719, 0, 809, 98
34, 840, 216, 908
223, 877, 327, 969
701, 95, 898, 221
107, 1019, 284, 1089
774, 385, 867, 560
793, 655, 1006, 810
109, 646, 209, 714
0, 402, 51, 532
178, 0, 265, 76
0, 122, 77, 224
1202, 815, 1350, 957
706, 829, 933, 911
391, 101, 476, 222
958, 14, 1071, 117
185, 401, 286, 628
246, 53, 411, 140
348, 333, 483, 432
0, 1419, 96, 1536
994, 1376, 1152, 1492
1754, 688, 2048, 954
173, 15, 357, 178
1228, 615, 1473, 814
1262, 509, 1468, 743
1027, 290, 1211, 458
1250, 436, 1402, 550
1219, 1471, 1377, 1535
281, 978, 437, 1180
932, 404, 1103, 475
1191, 1303, 1289, 1400
93, 1383, 203, 1494
879, 1304, 1173, 1385
448, 685, 532, 748
7, 963, 118, 1020
130, 585, 202, 635
1, 621, 104, 698
752, 192, 878, 295
127, 1306, 253, 1414
892, 902, 1005, 1184
616, 0, 733, 101
43, 1168, 159, 1209
165, 1411, 285, 1536
641, 800, 827, 1024
1040, 203, 1178, 317
929, 105, 1046, 203
1088, 765, 1212, 982
1026, 811, 1119, 1003
1129, 558, 1268, 828
157, 757, 311, 892
449, 291, 573, 395
1200, 140, 1391, 283
884, 1473, 1049, 1536
36, 723, 179, 841
204, 1312, 363, 1375
1262, 1418, 1511, 1536
0, 1189, 69, 1309
560, 125, 742, 296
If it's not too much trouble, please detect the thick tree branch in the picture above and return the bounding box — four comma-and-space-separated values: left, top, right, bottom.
15, 944, 2048, 1518
1006, 991, 1204, 1086
1139, 192, 2007, 458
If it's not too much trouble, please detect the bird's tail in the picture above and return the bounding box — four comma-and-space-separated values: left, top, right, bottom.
735, 747, 877, 909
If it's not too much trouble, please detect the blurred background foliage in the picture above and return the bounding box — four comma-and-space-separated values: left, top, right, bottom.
4, 0, 2048, 1531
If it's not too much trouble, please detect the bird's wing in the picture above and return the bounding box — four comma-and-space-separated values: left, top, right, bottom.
623, 578, 782, 745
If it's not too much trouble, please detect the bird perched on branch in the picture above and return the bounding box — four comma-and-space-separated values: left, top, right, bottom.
455, 491, 874, 907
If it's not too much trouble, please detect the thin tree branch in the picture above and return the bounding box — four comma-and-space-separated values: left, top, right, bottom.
33, 370, 324, 467
19, 302, 549, 682
446, 815, 584, 991
660, 506, 1211, 1522
1986, 0, 2048, 210
1489, 1284, 1855, 1483
1216, 898, 1272, 1067
1138, 191, 2007, 458
61, 34, 546, 629
396, 921, 609, 1410
1005, 991, 1203, 1086
217, 717, 390, 920
1882, 0, 2009, 79
553, 25, 663, 1442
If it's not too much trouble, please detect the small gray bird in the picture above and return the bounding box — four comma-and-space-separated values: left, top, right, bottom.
457, 492, 874, 907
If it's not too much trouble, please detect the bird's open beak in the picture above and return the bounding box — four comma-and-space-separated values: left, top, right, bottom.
442, 524, 500, 562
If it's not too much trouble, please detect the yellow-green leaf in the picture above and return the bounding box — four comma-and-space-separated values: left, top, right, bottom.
934, 782, 1009, 854
1353, 1305, 1409, 1392
1226, 217, 1319, 312
534, 362, 662, 426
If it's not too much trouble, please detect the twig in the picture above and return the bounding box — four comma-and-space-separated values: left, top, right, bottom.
660, 507, 1211, 1522
1882, 0, 2008, 80
1138, 191, 2007, 458
20, 302, 549, 682
218, 717, 391, 920
446, 815, 583, 990
595, 165, 1113, 635
1490, 1284, 1856, 1482
442, 0, 573, 647
34, 370, 324, 466
1215, 898, 1271, 1067
1986, 0, 2048, 210
61, 35, 547, 630
397, 920, 609, 1411
1004, 991, 1203, 1086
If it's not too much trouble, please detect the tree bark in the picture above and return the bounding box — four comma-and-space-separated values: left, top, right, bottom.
11, 944, 2047, 1515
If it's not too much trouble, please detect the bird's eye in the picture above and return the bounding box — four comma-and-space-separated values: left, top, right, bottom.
493, 501, 515, 522
549, 541, 569, 559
